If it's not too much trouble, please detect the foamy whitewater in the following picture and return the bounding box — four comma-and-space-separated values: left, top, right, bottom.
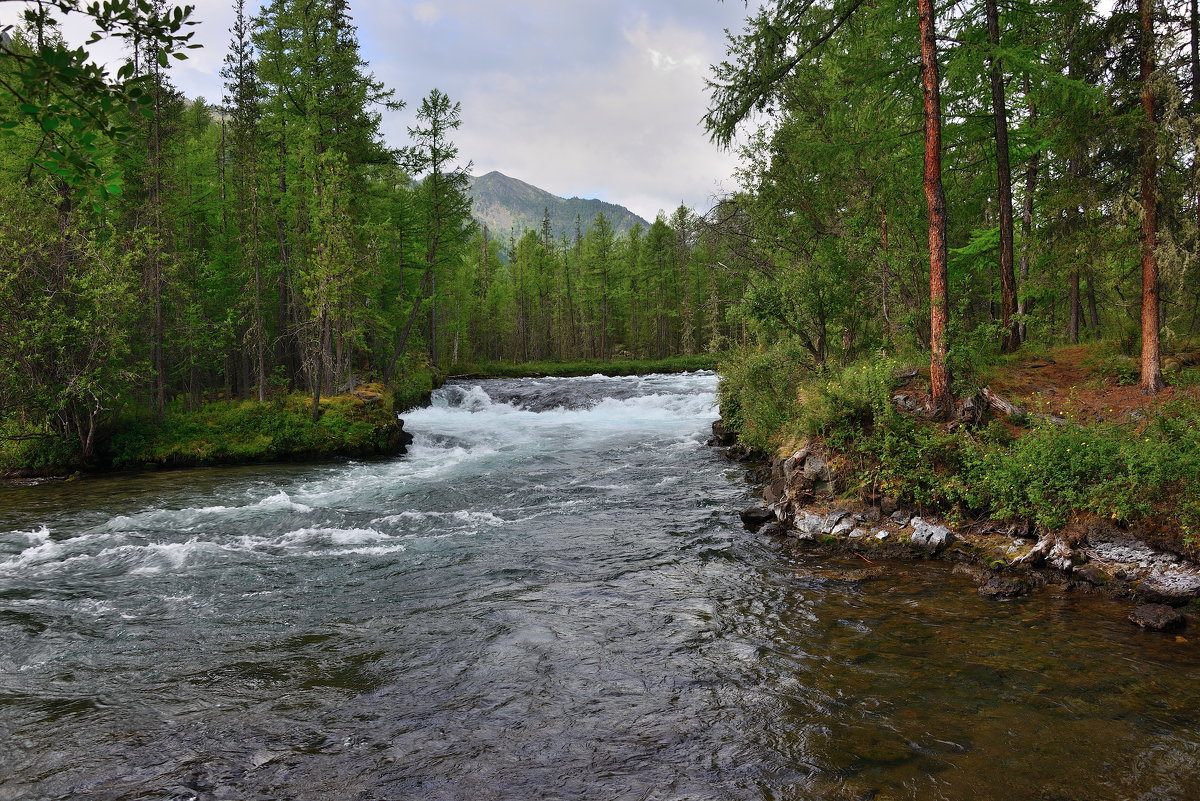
4, 370, 1199, 801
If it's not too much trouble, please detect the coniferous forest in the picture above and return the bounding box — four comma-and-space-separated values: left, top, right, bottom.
5, 0, 1200, 490
0, 1, 743, 471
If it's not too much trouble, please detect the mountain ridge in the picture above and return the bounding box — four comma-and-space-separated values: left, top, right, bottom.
466, 171, 651, 241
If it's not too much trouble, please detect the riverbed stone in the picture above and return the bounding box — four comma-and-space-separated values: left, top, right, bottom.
978, 575, 1030, 600
1136, 572, 1200, 606
758, 521, 792, 538
1074, 566, 1109, 586
908, 517, 956, 553
830, 517, 856, 538
740, 505, 774, 531
1128, 603, 1186, 631
793, 512, 825, 540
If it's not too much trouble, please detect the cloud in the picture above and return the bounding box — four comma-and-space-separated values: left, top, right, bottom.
0, 0, 756, 219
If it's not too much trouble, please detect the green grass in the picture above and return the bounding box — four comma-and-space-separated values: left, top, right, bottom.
449, 354, 720, 379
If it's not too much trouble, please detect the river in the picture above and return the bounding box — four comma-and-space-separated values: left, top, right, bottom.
1, 371, 1198, 800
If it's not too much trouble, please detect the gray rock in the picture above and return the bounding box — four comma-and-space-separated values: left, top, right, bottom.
1074, 566, 1109, 586
758, 521, 792, 538
1128, 603, 1186, 631
803, 454, 831, 482
739, 505, 774, 531
848, 528, 867, 539
978, 576, 1030, 600
874, 531, 889, 541
793, 512, 825, 541
889, 509, 911, 527
1137, 573, 1200, 606
830, 517, 856, 538
908, 517, 956, 552
822, 510, 851, 534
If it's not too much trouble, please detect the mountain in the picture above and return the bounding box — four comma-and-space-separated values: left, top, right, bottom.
466, 171, 651, 242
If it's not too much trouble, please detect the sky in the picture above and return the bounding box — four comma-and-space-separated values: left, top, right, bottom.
2, 0, 758, 222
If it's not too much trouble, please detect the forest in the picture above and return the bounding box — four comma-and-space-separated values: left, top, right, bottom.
707, 0, 1200, 550
5, 0, 1200, 486
0, 0, 742, 472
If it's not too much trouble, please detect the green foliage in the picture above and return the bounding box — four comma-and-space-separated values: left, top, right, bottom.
107, 389, 410, 469
455, 355, 719, 379
717, 340, 812, 450
0, 2, 198, 199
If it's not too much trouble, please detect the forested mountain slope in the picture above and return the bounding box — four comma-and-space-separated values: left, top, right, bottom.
467, 171, 650, 239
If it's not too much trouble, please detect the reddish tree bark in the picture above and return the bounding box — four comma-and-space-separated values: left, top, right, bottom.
1140, 0, 1165, 394
919, 0, 951, 414
985, 0, 1019, 352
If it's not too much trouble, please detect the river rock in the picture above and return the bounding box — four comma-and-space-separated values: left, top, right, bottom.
1136, 572, 1200, 606
889, 509, 911, 527
978, 575, 1030, 600
1128, 603, 1186, 631
793, 512, 825, 540
709, 418, 738, 447
396, 419, 415, 451
908, 517, 955, 553
758, 521, 792, 538
1074, 566, 1109, 586
740, 505, 775, 531
830, 517, 857, 538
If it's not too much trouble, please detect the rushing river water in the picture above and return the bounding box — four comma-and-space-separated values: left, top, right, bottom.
1, 372, 1198, 801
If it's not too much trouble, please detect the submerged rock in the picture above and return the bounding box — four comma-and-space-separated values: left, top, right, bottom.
740, 505, 775, 531
1128, 603, 1186, 631
978, 575, 1030, 600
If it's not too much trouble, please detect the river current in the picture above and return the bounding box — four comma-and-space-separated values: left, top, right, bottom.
1, 372, 1198, 800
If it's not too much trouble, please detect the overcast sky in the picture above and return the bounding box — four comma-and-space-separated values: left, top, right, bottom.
3, 1, 757, 221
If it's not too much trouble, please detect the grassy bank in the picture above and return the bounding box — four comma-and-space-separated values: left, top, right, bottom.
1, 369, 438, 476
449, 354, 719, 379
719, 342, 1200, 557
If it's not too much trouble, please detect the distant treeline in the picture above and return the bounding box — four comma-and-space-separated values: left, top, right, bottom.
0, 0, 748, 466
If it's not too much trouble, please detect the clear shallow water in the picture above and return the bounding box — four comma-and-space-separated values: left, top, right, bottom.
0, 371, 1197, 801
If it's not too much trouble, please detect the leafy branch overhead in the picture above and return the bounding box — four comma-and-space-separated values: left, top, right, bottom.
0, 0, 198, 198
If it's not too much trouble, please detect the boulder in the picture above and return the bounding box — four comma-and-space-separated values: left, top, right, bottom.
758, 521, 792, 538
1128, 603, 1186, 632
710, 419, 738, 447
1074, 566, 1109, 586
822, 510, 852, 534
908, 517, 956, 553
396, 419, 415, 451
740, 505, 775, 531
830, 517, 857, 538
793, 512, 825, 541
978, 575, 1031, 600
1136, 573, 1200, 606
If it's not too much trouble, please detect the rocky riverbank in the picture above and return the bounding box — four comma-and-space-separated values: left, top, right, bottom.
712, 420, 1200, 633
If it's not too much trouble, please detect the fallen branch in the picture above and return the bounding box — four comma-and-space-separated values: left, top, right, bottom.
980, 387, 1067, 426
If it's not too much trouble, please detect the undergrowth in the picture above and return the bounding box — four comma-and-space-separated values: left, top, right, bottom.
718, 342, 1200, 550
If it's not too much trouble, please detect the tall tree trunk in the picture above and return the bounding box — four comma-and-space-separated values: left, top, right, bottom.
1068, 268, 1081, 343
1086, 268, 1100, 334
1018, 96, 1038, 344
1140, 0, 1165, 394
919, 0, 951, 414
986, 0, 1019, 352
